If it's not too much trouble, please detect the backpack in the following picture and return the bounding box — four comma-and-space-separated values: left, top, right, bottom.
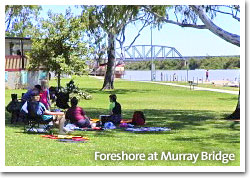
132, 111, 145, 125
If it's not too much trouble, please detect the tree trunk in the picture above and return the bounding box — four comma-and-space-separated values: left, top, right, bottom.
190, 6, 240, 119
57, 72, 61, 90
226, 90, 240, 120
101, 33, 116, 90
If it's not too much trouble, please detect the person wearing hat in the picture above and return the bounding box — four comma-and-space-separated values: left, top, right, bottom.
21, 90, 67, 134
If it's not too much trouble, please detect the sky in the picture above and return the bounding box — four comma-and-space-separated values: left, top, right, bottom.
39, 5, 241, 57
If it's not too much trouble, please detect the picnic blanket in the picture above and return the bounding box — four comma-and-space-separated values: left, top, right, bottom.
120, 119, 133, 123
41, 135, 89, 143
58, 139, 86, 143
64, 123, 103, 132
125, 127, 171, 132
74, 127, 103, 131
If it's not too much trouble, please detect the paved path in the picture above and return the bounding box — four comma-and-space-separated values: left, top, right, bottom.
139, 81, 239, 95
90, 76, 238, 95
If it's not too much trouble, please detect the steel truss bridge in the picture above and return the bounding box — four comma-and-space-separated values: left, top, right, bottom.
112, 45, 239, 62
115, 45, 182, 61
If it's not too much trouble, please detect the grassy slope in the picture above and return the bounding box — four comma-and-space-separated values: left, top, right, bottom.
5, 76, 240, 166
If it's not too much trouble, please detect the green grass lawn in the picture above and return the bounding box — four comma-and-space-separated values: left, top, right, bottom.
5, 76, 240, 166
162, 81, 239, 91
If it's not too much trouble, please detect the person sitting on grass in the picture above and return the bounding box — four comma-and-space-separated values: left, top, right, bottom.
101, 94, 122, 126
65, 97, 91, 128
21, 91, 67, 134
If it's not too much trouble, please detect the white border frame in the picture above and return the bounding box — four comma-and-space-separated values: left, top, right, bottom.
1, 0, 245, 173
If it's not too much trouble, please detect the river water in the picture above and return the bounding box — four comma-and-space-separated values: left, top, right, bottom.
121, 69, 240, 82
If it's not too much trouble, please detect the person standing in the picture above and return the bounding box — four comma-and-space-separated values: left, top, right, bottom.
40, 80, 51, 110
206, 70, 209, 81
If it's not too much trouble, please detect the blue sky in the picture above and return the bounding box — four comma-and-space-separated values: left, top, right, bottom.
40, 5, 240, 57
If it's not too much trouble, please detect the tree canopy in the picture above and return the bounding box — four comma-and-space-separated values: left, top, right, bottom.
27, 9, 90, 88
5, 5, 41, 37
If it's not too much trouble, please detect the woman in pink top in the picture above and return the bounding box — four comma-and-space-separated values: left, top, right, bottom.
65, 97, 90, 128
39, 80, 51, 110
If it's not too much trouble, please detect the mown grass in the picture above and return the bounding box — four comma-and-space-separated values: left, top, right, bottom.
5, 76, 240, 166
162, 81, 239, 91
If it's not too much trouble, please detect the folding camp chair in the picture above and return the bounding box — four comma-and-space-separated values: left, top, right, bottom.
23, 101, 53, 133
23, 114, 53, 133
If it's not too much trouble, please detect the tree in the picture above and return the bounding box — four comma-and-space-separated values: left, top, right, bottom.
85, 21, 107, 72
143, 5, 240, 119
116, 13, 152, 62
27, 9, 90, 89
142, 5, 239, 46
84, 5, 140, 90
5, 5, 41, 37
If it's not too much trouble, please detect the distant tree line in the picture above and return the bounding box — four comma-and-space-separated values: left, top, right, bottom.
124, 56, 240, 70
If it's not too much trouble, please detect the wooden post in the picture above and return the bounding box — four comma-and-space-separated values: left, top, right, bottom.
20, 39, 24, 69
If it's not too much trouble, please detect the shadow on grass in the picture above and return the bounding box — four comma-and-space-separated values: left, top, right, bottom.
208, 133, 240, 144
5, 108, 236, 137
82, 87, 154, 95
218, 96, 238, 101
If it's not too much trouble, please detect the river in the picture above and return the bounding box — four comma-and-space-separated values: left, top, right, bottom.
121, 69, 240, 82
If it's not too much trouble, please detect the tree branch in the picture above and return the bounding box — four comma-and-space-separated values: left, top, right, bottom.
127, 20, 150, 49
143, 6, 207, 29
190, 5, 240, 47
5, 8, 14, 31
209, 7, 240, 22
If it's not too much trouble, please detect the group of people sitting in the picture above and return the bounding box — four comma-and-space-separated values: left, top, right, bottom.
20, 80, 123, 134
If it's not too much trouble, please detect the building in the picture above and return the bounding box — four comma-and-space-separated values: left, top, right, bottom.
5, 37, 48, 89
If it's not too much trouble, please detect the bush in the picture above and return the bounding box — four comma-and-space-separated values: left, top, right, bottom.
61, 80, 92, 100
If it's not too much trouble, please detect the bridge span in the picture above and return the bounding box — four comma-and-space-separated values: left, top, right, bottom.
113, 45, 239, 62
119, 55, 240, 62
